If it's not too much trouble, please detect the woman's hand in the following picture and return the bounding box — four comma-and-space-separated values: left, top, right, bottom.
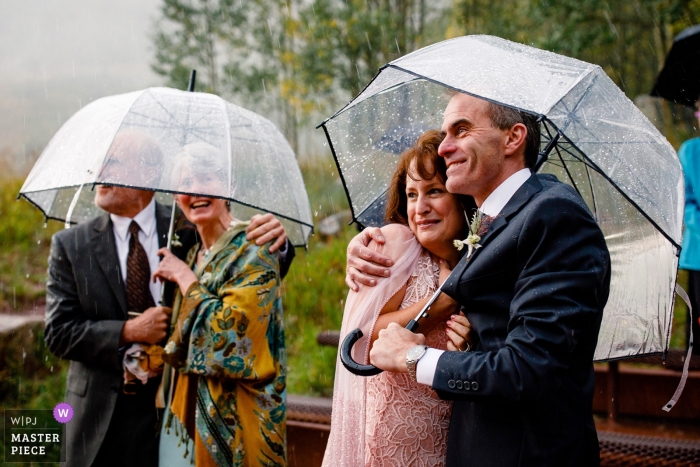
446, 312, 473, 352
154, 248, 198, 294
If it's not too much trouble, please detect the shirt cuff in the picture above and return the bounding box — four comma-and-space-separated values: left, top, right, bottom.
416, 348, 444, 386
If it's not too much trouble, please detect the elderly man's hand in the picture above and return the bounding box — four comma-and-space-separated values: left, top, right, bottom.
120, 306, 172, 345
369, 322, 426, 373
346, 227, 394, 292
246, 213, 287, 253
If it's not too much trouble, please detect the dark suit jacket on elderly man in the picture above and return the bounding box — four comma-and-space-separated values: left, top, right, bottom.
433, 173, 610, 467
45, 202, 294, 467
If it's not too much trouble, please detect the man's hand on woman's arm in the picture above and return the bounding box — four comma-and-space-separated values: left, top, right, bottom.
346, 227, 395, 291
246, 213, 287, 253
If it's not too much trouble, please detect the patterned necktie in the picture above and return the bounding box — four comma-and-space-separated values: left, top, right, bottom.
126, 221, 155, 313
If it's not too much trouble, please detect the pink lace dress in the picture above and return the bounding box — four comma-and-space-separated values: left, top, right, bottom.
364, 250, 452, 467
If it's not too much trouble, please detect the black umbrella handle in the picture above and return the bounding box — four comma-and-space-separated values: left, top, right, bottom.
340, 329, 384, 376
340, 288, 443, 377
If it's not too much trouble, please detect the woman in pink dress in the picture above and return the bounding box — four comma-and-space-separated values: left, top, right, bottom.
323, 130, 475, 467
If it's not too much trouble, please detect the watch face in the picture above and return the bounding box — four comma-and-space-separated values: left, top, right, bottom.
407, 345, 426, 361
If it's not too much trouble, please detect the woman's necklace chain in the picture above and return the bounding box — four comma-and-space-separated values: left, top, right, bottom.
200, 219, 239, 260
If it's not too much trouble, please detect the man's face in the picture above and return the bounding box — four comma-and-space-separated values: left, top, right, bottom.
438, 93, 510, 204
94, 135, 156, 217
94, 185, 152, 217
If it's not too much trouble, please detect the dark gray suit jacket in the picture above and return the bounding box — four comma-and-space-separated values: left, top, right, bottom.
45, 203, 171, 467
436, 174, 611, 467
45, 204, 295, 467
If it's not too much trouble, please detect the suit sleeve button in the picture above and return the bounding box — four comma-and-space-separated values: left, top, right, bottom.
471, 381, 479, 391
464, 381, 470, 391
455, 380, 463, 389
448, 379, 456, 389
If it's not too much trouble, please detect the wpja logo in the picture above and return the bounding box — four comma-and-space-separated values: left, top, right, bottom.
3, 404, 70, 463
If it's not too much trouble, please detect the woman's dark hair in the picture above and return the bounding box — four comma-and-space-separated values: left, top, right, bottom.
385, 129, 477, 225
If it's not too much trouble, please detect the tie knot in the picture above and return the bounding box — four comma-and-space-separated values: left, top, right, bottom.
128, 220, 141, 237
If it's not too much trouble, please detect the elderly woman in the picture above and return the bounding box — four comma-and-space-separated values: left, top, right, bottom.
323, 130, 475, 467
154, 142, 286, 467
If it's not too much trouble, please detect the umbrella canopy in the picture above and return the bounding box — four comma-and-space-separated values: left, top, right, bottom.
319, 35, 684, 362
20, 87, 313, 247
651, 24, 700, 108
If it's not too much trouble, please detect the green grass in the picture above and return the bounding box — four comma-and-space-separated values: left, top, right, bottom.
283, 227, 356, 396
282, 157, 354, 395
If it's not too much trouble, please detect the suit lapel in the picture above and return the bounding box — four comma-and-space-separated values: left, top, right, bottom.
92, 214, 127, 315
446, 175, 544, 288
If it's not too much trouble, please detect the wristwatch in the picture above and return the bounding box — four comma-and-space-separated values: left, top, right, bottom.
406, 345, 429, 382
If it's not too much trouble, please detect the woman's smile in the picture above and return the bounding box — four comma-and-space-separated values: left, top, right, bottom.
190, 200, 212, 210
415, 218, 441, 229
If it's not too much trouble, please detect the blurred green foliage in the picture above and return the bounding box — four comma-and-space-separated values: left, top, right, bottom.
0, 178, 60, 312
0, 323, 68, 466
282, 157, 352, 395
152, 0, 700, 149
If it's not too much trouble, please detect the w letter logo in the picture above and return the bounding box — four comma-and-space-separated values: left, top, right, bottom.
53, 403, 73, 423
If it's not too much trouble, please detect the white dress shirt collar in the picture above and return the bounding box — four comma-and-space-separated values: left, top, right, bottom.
479, 168, 532, 217
110, 198, 157, 242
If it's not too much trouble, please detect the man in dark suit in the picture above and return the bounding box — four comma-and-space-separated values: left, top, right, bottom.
45, 132, 295, 467
351, 92, 611, 466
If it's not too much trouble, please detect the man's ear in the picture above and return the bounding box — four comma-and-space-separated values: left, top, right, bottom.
503, 123, 527, 158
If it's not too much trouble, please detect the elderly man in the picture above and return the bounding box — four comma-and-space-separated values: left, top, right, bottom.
45, 131, 294, 467
347, 93, 611, 466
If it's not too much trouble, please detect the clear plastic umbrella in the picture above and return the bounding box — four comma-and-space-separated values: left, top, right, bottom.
20, 86, 313, 247
320, 35, 684, 363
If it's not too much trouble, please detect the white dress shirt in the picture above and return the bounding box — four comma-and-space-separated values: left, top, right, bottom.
415, 168, 532, 386
110, 198, 162, 306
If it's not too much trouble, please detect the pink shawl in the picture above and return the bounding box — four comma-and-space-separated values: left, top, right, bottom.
322, 224, 423, 467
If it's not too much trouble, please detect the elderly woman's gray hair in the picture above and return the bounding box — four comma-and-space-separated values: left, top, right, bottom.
171, 142, 232, 197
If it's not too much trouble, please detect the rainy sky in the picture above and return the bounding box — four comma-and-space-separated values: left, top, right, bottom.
0, 0, 161, 170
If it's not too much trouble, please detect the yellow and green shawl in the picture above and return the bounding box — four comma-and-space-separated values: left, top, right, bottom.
162, 224, 286, 467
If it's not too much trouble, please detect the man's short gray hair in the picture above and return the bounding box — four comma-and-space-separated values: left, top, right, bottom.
486, 103, 540, 169
445, 90, 541, 168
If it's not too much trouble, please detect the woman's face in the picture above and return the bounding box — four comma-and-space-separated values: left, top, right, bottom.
405, 159, 467, 258
175, 169, 229, 227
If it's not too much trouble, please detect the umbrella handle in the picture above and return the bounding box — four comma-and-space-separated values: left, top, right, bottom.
339, 318, 422, 377
340, 288, 441, 377
340, 328, 384, 376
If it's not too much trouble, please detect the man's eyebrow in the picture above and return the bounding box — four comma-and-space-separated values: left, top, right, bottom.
448, 118, 472, 130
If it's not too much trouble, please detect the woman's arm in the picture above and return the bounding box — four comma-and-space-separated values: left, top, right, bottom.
371, 287, 461, 344
369, 247, 463, 344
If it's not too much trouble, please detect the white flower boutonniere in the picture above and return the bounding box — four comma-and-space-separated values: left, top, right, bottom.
453, 210, 485, 260
170, 233, 183, 248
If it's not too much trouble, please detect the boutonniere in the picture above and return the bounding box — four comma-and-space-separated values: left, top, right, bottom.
170, 233, 183, 248
453, 210, 485, 260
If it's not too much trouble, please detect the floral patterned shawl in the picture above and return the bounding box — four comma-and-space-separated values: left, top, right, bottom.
162, 224, 286, 467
